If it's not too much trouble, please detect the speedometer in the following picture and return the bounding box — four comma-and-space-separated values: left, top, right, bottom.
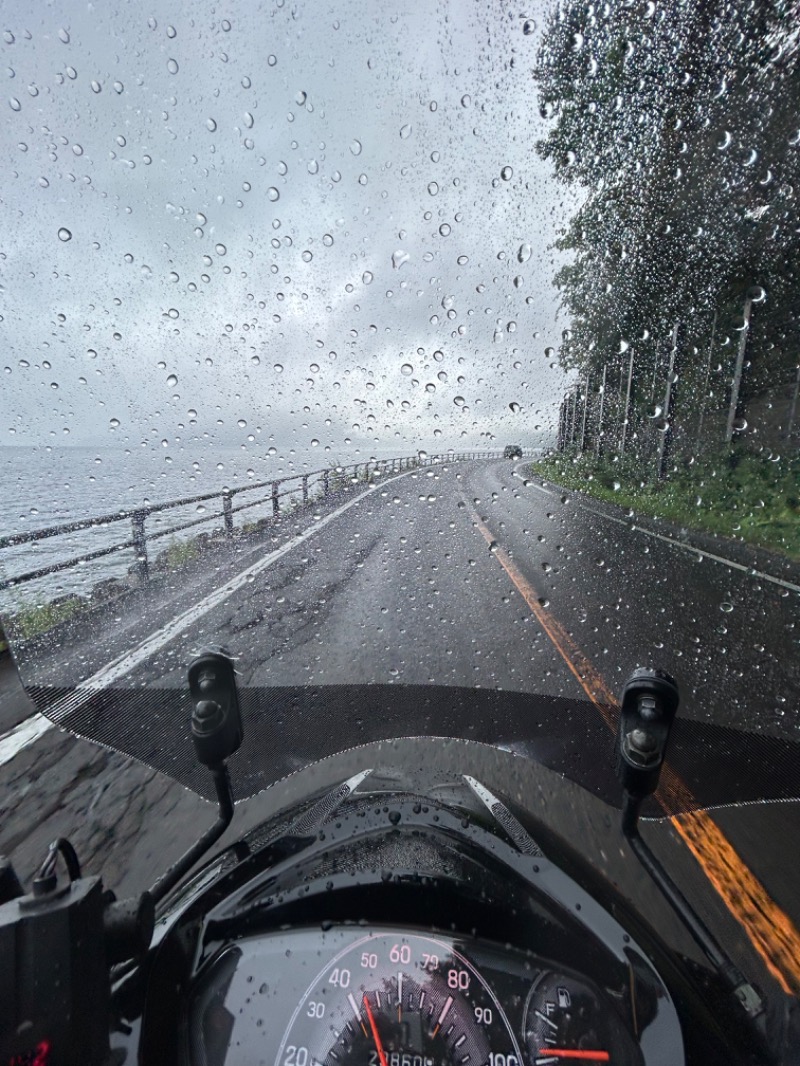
275, 932, 522, 1066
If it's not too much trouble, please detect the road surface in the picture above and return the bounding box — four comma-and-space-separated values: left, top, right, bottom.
1, 458, 799, 1004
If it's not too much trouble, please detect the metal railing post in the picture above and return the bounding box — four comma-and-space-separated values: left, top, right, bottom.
302, 474, 309, 504
131, 511, 149, 584
323, 469, 330, 496
272, 481, 280, 517
222, 492, 234, 535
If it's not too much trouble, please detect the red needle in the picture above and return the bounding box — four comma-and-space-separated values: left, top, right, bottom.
539, 1053, 609, 1062
363, 993, 389, 1066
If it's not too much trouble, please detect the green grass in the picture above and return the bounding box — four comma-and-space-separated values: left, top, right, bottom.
9, 595, 88, 641
529, 450, 800, 562
160, 538, 200, 569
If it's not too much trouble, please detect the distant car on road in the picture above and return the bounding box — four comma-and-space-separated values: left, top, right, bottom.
503, 444, 523, 459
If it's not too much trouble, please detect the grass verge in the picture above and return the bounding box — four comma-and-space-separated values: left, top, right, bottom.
529, 450, 800, 562
8, 595, 89, 641
157, 537, 200, 570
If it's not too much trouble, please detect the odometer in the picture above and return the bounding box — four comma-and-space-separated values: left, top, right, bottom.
275, 932, 522, 1066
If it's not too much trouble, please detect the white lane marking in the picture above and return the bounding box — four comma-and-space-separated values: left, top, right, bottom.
0, 472, 411, 765
0, 712, 52, 768
529, 481, 800, 594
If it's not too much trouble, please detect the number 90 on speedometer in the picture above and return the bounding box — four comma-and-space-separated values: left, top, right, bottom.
275, 932, 522, 1066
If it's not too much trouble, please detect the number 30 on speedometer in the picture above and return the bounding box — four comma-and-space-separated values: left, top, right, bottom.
275, 932, 522, 1066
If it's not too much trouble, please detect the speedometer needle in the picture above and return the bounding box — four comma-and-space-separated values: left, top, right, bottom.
537, 1052, 609, 1062
363, 993, 389, 1066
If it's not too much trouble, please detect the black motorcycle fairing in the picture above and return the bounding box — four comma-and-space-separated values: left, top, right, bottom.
107, 773, 777, 1066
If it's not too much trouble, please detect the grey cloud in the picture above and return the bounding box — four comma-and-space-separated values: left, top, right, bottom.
1, 0, 569, 461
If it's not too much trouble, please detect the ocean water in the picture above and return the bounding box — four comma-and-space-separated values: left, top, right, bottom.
0, 444, 369, 606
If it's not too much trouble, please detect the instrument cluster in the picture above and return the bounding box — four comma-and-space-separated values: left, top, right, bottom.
186, 925, 657, 1066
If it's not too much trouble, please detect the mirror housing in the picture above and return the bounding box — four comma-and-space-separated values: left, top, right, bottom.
614, 667, 679, 798
188, 650, 243, 767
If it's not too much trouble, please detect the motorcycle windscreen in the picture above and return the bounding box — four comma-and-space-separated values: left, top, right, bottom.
8, 671, 800, 817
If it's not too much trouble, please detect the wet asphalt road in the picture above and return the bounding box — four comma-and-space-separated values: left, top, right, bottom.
1, 458, 799, 1004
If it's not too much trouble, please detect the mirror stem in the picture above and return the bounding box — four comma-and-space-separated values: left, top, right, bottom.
150, 764, 234, 906
622, 789, 765, 1026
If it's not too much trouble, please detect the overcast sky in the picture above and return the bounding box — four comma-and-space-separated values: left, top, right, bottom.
1, 0, 573, 461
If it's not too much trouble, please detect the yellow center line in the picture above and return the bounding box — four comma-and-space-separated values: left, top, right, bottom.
470, 505, 800, 996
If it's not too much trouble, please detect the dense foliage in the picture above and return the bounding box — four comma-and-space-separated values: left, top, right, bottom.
535, 0, 800, 460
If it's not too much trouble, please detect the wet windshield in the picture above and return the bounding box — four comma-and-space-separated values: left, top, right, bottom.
1, 0, 799, 1014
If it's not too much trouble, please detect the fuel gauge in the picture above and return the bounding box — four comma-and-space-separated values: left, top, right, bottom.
523, 972, 642, 1066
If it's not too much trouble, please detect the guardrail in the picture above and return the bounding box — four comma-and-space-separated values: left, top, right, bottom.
0, 451, 503, 593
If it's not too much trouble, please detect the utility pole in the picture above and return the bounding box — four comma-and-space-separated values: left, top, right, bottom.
651, 337, 661, 401
579, 375, 591, 454
557, 398, 566, 452
656, 322, 681, 481
595, 364, 607, 458
570, 384, 579, 446
620, 347, 635, 454
785, 365, 800, 443
695, 309, 717, 451
725, 295, 753, 444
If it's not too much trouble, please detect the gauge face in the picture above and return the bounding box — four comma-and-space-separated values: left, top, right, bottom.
523, 972, 641, 1066
276, 932, 522, 1066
